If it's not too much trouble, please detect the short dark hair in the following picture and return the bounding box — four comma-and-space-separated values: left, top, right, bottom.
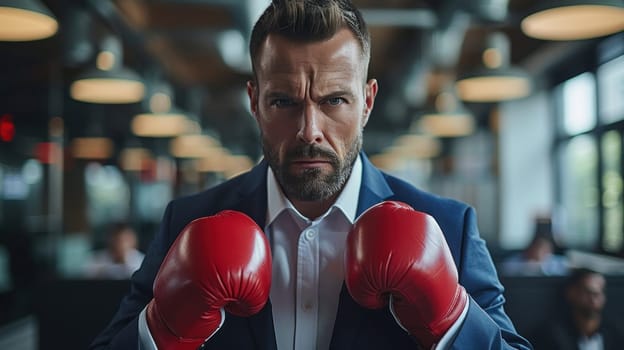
565, 267, 602, 290
249, 0, 371, 79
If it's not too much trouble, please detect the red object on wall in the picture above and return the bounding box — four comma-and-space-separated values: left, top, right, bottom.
0, 114, 15, 142
35, 142, 62, 164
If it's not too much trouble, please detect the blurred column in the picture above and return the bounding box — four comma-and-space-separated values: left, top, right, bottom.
47, 117, 64, 272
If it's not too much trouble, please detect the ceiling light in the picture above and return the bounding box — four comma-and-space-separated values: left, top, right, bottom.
71, 137, 114, 160
132, 113, 191, 138
455, 32, 532, 102
170, 134, 220, 158
416, 90, 476, 137
70, 67, 145, 104
455, 69, 531, 102
390, 134, 442, 159
369, 134, 440, 171
70, 36, 145, 104
0, 0, 58, 41
131, 84, 191, 137
119, 147, 152, 171
418, 112, 475, 137
196, 147, 231, 173
521, 0, 624, 41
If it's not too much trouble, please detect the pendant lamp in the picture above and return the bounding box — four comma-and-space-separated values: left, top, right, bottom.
70, 36, 145, 104
521, 0, 624, 41
455, 32, 532, 102
0, 0, 58, 41
416, 88, 475, 137
131, 83, 191, 137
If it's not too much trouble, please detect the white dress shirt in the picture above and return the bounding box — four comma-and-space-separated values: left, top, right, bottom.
266, 156, 363, 350
578, 333, 604, 350
139, 154, 468, 350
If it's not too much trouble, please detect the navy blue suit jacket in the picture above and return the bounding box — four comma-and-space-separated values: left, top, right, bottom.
90, 153, 532, 349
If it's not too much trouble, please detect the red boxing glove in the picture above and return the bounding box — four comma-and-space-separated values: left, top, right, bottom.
146, 210, 272, 350
345, 201, 467, 349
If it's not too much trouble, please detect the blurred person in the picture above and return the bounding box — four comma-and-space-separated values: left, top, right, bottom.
531, 268, 624, 350
501, 216, 569, 276
84, 222, 144, 280
90, 1, 531, 349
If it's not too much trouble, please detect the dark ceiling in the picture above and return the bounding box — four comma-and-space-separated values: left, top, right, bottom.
1, 0, 554, 163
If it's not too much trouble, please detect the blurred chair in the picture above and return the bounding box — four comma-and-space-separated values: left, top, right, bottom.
35, 278, 131, 350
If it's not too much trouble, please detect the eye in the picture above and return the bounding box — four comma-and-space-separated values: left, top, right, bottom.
325, 97, 346, 106
270, 98, 295, 108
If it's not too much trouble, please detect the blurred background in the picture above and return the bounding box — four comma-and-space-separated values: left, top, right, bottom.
0, 0, 623, 349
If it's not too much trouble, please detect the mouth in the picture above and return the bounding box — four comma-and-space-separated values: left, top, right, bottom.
289, 158, 332, 170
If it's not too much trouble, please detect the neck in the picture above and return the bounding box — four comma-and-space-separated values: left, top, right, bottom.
573, 313, 601, 337
291, 195, 338, 220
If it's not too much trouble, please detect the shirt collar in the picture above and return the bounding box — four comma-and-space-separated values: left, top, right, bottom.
266, 155, 362, 226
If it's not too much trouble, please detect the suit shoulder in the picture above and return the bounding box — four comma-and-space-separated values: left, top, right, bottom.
381, 172, 471, 215
165, 169, 259, 224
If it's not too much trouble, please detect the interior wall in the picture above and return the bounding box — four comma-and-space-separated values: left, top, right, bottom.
499, 90, 554, 249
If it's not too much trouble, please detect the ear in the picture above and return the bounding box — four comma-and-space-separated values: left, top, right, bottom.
247, 80, 258, 119
362, 79, 378, 127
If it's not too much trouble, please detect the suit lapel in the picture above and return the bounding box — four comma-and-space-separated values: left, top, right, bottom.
329, 284, 368, 349
246, 302, 278, 350
231, 159, 269, 228
228, 160, 278, 349
355, 153, 394, 216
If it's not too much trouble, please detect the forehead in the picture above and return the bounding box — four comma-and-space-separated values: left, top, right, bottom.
575, 274, 606, 291
255, 28, 364, 81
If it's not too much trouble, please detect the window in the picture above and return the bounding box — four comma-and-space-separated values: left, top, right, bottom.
559, 72, 596, 135
558, 135, 599, 248
553, 44, 624, 254
601, 131, 623, 252
598, 54, 624, 123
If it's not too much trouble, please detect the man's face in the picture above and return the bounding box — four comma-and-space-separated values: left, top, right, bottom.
110, 229, 137, 263
568, 274, 606, 319
248, 28, 377, 202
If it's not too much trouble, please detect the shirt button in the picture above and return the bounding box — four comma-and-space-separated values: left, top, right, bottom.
305, 229, 316, 239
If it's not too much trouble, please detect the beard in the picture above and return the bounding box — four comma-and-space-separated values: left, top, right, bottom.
263, 133, 362, 202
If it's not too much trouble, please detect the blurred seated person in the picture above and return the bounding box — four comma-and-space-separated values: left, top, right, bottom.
84, 223, 145, 279
531, 268, 624, 350
501, 216, 569, 276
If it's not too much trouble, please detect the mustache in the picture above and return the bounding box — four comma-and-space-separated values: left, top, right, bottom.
285, 144, 339, 163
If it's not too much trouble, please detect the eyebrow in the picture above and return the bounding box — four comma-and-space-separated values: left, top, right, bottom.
265, 91, 292, 99
264, 89, 357, 102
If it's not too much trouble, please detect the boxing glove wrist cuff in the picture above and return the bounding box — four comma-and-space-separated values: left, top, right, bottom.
146, 301, 225, 350
389, 295, 408, 334
389, 292, 469, 349
139, 306, 159, 350
434, 294, 469, 350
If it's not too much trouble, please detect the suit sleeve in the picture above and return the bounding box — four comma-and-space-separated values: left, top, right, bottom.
450, 207, 533, 350
88, 203, 175, 350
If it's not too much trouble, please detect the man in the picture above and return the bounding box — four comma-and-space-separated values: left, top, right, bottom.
500, 216, 569, 276
90, 1, 531, 349
84, 222, 145, 280
531, 268, 624, 350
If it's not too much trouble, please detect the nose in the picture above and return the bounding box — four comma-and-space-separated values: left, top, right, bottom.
297, 103, 324, 144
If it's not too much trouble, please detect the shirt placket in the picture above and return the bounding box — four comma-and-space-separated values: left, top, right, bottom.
295, 224, 319, 349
